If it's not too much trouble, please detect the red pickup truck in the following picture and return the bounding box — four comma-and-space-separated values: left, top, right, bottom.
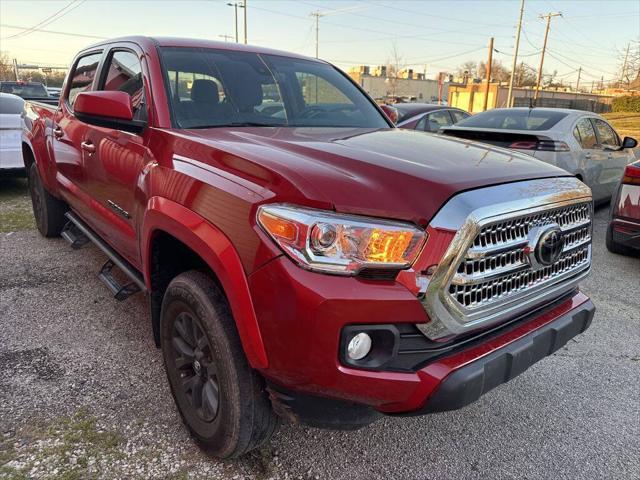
22, 37, 595, 458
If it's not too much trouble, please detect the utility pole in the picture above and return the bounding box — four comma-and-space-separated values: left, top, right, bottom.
226, 2, 244, 42
590, 80, 594, 93
243, 0, 247, 44
534, 12, 562, 102
576, 66, 581, 92
219, 34, 233, 42
620, 42, 630, 83
600, 75, 604, 91
12, 58, 19, 80
483, 37, 494, 111
507, 0, 525, 107
311, 11, 323, 58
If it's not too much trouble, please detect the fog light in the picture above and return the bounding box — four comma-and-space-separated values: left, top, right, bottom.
347, 332, 372, 360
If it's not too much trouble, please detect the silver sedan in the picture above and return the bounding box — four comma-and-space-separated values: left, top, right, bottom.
440, 108, 638, 203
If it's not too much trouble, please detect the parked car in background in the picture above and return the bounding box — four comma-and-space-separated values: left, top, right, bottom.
441, 108, 637, 203
395, 103, 470, 131
0, 92, 25, 175
46, 87, 62, 98
0, 81, 50, 100
606, 160, 640, 256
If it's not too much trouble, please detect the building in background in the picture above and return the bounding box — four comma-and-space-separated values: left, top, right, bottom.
448, 82, 614, 113
347, 65, 448, 104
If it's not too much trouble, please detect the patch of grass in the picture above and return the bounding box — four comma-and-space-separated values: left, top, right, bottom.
603, 112, 640, 139
0, 178, 34, 233
2, 410, 123, 479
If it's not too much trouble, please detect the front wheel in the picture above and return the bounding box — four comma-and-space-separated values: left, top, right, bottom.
28, 163, 67, 237
160, 271, 278, 458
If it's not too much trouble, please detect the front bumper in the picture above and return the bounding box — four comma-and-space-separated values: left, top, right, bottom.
249, 256, 595, 421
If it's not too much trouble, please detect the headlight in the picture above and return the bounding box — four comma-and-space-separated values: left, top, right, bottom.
257, 204, 427, 275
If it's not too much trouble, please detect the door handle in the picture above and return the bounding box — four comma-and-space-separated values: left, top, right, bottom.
81, 140, 96, 154
53, 126, 63, 139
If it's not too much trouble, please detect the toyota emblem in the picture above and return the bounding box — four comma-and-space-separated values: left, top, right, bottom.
526, 224, 564, 269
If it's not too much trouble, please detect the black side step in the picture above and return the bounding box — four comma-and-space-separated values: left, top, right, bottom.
61, 221, 90, 249
64, 212, 146, 301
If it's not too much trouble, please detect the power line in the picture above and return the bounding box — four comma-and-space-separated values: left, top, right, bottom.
0, 24, 105, 40
2, 0, 85, 40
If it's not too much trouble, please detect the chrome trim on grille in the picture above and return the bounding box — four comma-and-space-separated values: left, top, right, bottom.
419, 177, 592, 340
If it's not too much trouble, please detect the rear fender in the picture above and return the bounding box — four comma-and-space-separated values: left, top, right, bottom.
141, 197, 268, 369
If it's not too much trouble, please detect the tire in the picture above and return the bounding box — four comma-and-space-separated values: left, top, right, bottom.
160, 271, 278, 458
28, 163, 67, 237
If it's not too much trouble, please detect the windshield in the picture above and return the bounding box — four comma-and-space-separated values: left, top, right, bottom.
159, 47, 389, 129
0, 82, 49, 98
455, 109, 568, 131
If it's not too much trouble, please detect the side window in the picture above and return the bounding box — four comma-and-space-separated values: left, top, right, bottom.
416, 115, 427, 131
591, 118, 620, 147
68, 52, 102, 107
451, 110, 470, 123
574, 118, 597, 149
424, 110, 453, 132
295, 72, 352, 106
101, 50, 146, 120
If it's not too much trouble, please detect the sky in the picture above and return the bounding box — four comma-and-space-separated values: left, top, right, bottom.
1, 0, 639, 87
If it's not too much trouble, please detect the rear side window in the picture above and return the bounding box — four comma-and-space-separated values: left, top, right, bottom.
451, 110, 470, 123
423, 110, 453, 132
100, 50, 146, 120
456, 109, 568, 131
591, 118, 620, 147
574, 118, 597, 149
68, 52, 102, 107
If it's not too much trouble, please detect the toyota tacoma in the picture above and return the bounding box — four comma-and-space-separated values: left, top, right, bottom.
22, 36, 595, 458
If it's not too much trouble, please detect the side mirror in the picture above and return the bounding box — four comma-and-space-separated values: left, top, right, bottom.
74, 91, 145, 134
621, 136, 638, 150
379, 104, 398, 124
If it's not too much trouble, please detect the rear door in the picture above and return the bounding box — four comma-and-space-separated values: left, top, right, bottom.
571, 117, 608, 202
590, 117, 631, 198
80, 45, 151, 266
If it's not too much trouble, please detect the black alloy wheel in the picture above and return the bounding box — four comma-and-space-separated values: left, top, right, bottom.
171, 312, 220, 423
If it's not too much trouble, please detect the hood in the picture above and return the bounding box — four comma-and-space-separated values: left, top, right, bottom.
177, 127, 569, 225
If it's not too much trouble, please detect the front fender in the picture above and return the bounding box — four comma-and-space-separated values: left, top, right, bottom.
141, 197, 268, 369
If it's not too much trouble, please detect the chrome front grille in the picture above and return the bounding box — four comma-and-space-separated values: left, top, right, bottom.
449, 202, 592, 311
417, 177, 593, 341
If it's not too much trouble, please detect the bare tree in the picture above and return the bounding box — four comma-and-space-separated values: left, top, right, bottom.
385, 42, 403, 99
456, 60, 477, 80
478, 59, 510, 82
0, 52, 15, 81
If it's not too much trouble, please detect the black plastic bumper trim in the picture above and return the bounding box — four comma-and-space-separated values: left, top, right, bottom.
402, 298, 595, 415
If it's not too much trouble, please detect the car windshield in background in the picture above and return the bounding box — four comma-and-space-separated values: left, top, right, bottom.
455, 109, 568, 131
159, 47, 389, 129
0, 82, 49, 98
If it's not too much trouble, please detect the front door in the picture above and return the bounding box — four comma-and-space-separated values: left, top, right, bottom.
81, 47, 151, 267
590, 117, 632, 198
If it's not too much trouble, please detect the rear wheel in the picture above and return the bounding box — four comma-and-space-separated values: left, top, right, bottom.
28, 163, 67, 237
160, 271, 278, 458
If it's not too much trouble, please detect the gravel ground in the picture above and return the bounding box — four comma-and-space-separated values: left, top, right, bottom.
0, 203, 638, 479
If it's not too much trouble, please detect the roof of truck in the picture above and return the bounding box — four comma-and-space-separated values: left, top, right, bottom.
81, 36, 322, 63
